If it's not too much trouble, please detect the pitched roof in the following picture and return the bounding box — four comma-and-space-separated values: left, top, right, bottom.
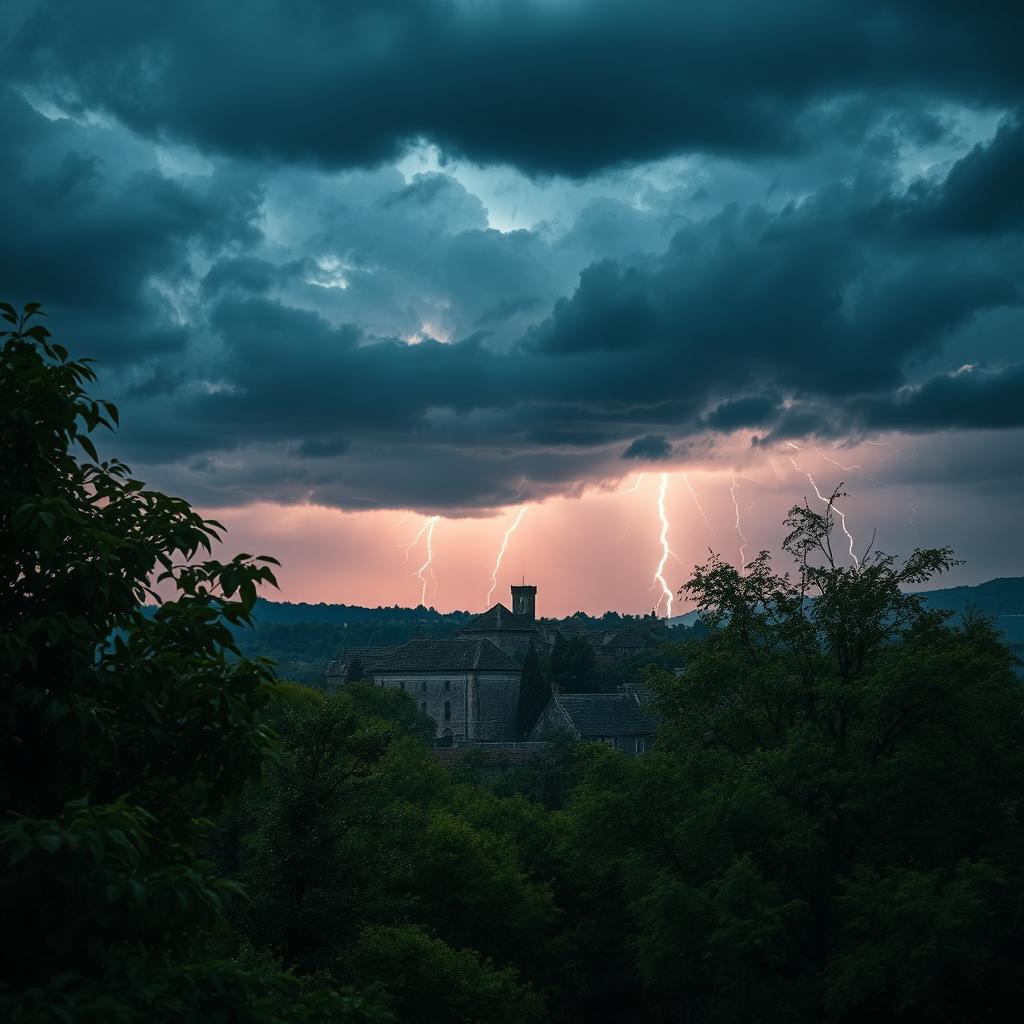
457, 603, 539, 635
557, 614, 592, 636
550, 692, 657, 738
376, 637, 520, 672
325, 647, 395, 678
599, 627, 650, 650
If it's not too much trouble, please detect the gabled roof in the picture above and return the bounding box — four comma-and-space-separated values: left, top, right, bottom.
599, 627, 650, 650
326, 647, 395, 678
376, 637, 520, 672
557, 613, 592, 636
457, 603, 539, 635
548, 692, 656, 738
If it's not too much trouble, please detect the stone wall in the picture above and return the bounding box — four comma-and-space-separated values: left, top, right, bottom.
374, 669, 520, 741
471, 671, 521, 740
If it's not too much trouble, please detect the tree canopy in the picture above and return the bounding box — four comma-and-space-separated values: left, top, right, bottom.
0, 303, 375, 1021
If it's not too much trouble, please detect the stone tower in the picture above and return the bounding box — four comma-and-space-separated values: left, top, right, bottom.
510, 584, 537, 621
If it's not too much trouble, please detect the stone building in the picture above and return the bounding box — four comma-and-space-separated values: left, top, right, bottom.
596, 626, 649, 661
328, 584, 543, 742
529, 684, 656, 755
455, 585, 550, 661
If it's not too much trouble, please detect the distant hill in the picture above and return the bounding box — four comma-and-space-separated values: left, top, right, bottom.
671, 576, 1024, 646
916, 577, 1024, 644
247, 598, 472, 626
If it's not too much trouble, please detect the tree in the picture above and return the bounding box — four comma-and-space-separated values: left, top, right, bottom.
346, 654, 366, 682
345, 925, 543, 1024
549, 634, 596, 692
567, 493, 1024, 1022
0, 304, 378, 1021
515, 644, 549, 737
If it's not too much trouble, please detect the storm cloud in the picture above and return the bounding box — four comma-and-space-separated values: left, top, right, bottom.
8, 1, 1024, 176
3, 1, 1024, 517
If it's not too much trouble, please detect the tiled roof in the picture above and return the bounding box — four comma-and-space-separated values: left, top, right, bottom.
376, 637, 520, 672
599, 627, 650, 650
458, 603, 539, 635
557, 614, 592, 636
325, 647, 395, 678
552, 692, 657, 738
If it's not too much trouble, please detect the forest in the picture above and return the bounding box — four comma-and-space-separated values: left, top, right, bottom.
5, 303, 1024, 1023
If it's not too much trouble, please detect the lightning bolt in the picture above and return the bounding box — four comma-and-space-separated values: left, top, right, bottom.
409, 516, 439, 605
788, 456, 859, 569
683, 473, 714, 533
652, 473, 674, 618
486, 506, 527, 608
399, 516, 428, 565
621, 472, 646, 493
729, 475, 749, 571
814, 447, 862, 474
865, 439, 901, 453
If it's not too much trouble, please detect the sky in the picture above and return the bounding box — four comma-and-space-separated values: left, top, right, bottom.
4, 1, 1024, 616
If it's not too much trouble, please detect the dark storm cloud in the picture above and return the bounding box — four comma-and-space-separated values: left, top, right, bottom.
704, 394, 783, 431
0, 89, 263, 366
55, 110, 1024, 511
859, 364, 1024, 431
7, 0, 1024, 176
5, 2, 1024, 517
622, 435, 673, 460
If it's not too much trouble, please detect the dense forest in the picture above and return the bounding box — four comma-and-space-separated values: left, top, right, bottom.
6, 304, 1024, 1022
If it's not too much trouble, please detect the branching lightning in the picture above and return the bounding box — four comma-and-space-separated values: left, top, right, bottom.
486, 506, 528, 607
814, 447, 862, 474
652, 473, 674, 618
407, 516, 439, 605
729, 475, 748, 571
787, 456, 860, 568
621, 472, 646, 493
683, 473, 714, 534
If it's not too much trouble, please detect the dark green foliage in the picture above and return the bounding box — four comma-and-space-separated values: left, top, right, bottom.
345, 925, 544, 1024
549, 633, 597, 691
514, 644, 549, 736
0, 304, 377, 1021
346, 654, 366, 682
223, 684, 552, 1014
564, 494, 1024, 1022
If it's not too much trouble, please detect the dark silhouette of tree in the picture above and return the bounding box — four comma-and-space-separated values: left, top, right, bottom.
515, 645, 549, 737
550, 633, 597, 692
0, 303, 374, 1022
346, 654, 365, 682
565, 493, 1024, 1022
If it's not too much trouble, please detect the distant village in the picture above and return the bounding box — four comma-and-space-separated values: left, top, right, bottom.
326, 584, 682, 757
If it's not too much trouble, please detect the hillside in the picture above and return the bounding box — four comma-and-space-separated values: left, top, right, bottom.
917, 577, 1024, 643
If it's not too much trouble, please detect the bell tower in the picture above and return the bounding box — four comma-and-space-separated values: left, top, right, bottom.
510, 583, 537, 621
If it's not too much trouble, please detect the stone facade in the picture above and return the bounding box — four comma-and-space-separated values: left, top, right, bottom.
331, 636, 523, 742
376, 666, 522, 741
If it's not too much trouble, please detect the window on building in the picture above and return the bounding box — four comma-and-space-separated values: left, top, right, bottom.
444, 701, 451, 721
421, 680, 427, 692
444, 680, 450, 692
420, 701, 427, 713
635, 738, 645, 753
399, 681, 406, 692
